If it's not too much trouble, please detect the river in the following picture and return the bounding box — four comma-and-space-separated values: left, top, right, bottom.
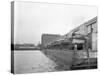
13, 50, 57, 74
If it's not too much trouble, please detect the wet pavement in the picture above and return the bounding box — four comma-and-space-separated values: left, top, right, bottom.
14, 50, 57, 74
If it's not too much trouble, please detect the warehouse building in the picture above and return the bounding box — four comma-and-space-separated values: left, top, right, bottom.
66, 16, 97, 51
41, 34, 61, 47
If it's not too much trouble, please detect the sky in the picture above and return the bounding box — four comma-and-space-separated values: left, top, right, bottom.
14, 1, 97, 45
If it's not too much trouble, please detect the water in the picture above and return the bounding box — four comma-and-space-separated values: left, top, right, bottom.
14, 50, 57, 74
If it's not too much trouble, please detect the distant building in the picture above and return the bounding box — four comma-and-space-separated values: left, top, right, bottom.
41, 34, 61, 47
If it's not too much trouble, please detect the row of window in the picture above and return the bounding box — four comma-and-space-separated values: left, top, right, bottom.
87, 22, 97, 34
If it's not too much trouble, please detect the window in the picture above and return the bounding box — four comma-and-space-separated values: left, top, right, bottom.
87, 25, 91, 34
77, 43, 83, 50
92, 23, 97, 33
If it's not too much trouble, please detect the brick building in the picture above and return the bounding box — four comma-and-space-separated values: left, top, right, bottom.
41, 34, 61, 47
